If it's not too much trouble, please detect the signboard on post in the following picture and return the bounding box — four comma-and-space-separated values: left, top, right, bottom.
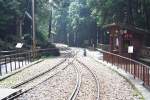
16, 43, 23, 48
116, 38, 119, 46
128, 46, 133, 53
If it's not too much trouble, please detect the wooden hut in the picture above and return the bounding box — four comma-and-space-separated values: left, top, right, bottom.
103, 23, 149, 59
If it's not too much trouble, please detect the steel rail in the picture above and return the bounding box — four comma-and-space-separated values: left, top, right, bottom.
11, 58, 67, 89
68, 64, 81, 100
6, 69, 64, 100
6, 51, 78, 100
76, 59, 100, 100
11, 50, 74, 88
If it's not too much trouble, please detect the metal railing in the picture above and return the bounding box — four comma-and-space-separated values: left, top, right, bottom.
101, 50, 150, 89
0, 51, 32, 76
0, 48, 59, 76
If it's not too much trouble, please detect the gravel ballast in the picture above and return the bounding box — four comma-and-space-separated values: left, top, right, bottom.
78, 57, 143, 100
15, 62, 77, 100
0, 58, 64, 88
0, 48, 145, 100
16, 60, 70, 90
74, 61, 97, 100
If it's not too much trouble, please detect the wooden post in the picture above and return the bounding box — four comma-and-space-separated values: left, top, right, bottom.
32, 0, 36, 58
19, 19, 23, 39
0, 59, 2, 76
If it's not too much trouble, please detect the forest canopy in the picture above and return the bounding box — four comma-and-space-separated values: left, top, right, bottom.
0, 0, 51, 50
0, 0, 150, 50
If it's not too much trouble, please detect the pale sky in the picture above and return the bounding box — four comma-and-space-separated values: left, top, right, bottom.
49, 0, 52, 3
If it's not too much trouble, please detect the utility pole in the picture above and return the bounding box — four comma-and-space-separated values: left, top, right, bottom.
19, 19, 23, 40
32, 0, 36, 57
74, 32, 76, 46
67, 33, 69, 46
96, 26, 99, 46
48, 7, 52, 42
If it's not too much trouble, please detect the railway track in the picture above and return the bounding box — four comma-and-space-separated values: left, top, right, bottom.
2, 51, 78, 100
2, 49, 100, 100
68, 64, 81, 100
71, 59, 100, 100
11, 50, 77, 89
68, 49, 100, 100
11, 58, 67, 89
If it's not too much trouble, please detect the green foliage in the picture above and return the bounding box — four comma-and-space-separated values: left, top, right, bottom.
0, 0, 26, 50
1, 0, 150, 49
87, 0, 150, 29
0, 0, 51, 50
87, 0, 150, 46
36, 0, 51, 43
52, 0, 97, 46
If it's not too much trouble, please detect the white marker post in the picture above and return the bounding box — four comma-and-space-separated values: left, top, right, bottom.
128, 46, 133, 71
128, 46, 134, 54
16, 43, 24, 53
16, 43, 23, 49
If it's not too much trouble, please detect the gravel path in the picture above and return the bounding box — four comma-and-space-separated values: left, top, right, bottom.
78, 57, 143, 100
74, 60, 97, 100
15, 63, 77, 100
0, 58, 64, 88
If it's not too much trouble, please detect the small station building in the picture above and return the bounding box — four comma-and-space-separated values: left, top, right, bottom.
103, 23, 149, 59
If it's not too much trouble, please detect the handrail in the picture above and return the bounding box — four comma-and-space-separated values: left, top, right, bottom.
0, 48, 58, 58
0, 48, 59, 76
99, 49, 150, 69
98, 48, 150, 89
0, 51, 31, 59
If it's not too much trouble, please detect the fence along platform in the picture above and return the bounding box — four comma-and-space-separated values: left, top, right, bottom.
100, 49, 150, 90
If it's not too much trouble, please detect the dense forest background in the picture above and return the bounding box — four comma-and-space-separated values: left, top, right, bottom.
0, 0, 51, 50
0, 0, 150, 50
52, 0, 97, 47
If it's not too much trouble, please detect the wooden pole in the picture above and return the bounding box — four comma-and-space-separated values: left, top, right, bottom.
32, 0, 36, 58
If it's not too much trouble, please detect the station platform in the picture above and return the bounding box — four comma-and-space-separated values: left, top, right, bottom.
0, 88, 21, 100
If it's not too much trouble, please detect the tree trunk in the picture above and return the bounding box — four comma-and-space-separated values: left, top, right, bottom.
16, 17, 20, 41
48, 8, 52, 39
16, 17, 23, 41
127, 0, 134, 25
143, 0, 150, 29
19, 19, 23, 39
